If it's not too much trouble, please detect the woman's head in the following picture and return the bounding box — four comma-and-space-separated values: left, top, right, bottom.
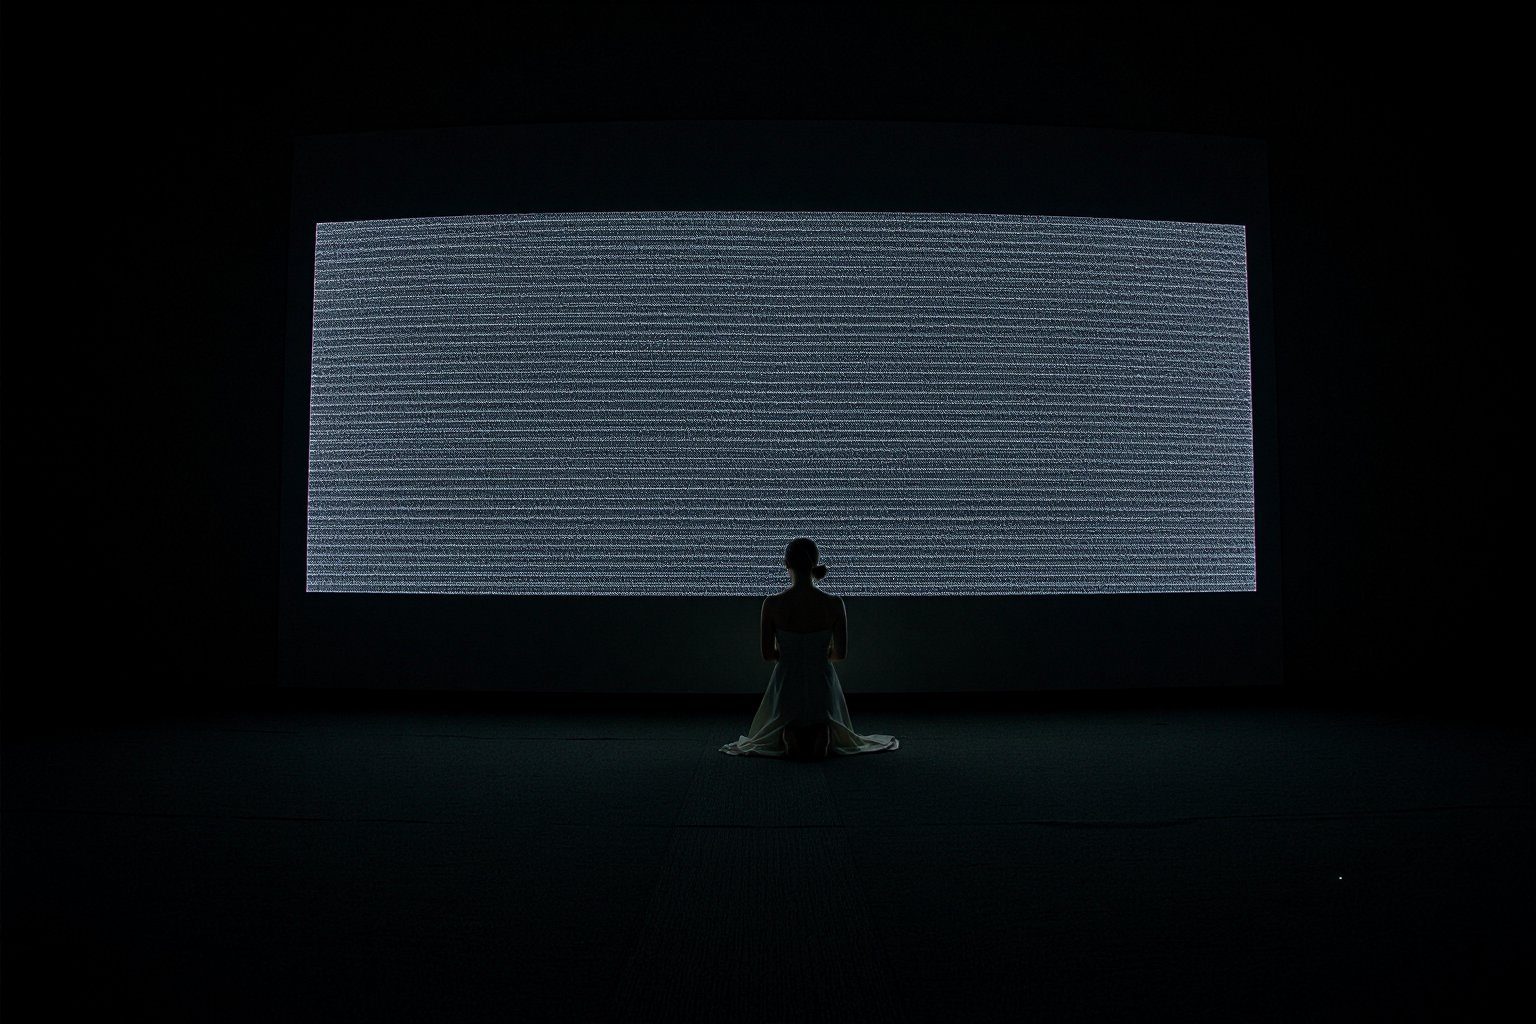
784, 537, 828, 582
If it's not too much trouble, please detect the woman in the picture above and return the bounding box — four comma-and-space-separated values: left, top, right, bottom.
719, 538, 900, 760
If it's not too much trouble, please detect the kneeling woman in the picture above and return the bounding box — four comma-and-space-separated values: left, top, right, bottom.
719, 538, 899, 760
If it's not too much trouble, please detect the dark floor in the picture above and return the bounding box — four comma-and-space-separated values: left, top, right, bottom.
3, 695, 1531, 1022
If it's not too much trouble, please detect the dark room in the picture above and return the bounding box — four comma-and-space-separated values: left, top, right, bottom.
1, 6, 1526, 1021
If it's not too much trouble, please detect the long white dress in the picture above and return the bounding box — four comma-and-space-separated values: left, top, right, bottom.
719, 627, 900, 757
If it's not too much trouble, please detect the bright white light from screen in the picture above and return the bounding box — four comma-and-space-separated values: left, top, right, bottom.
307, 211, 1254, 595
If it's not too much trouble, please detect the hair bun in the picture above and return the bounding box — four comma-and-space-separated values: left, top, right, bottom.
812, 563, 829, 581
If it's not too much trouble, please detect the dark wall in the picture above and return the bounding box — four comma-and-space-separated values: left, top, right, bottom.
1, 8, 1509, 713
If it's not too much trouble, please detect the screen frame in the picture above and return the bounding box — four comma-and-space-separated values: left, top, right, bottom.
281, 120, 1280, 693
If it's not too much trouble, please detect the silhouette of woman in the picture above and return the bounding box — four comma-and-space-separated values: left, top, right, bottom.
719, 538, 900, 759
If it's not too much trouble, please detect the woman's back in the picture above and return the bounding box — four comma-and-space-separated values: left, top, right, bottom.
767, 586, 847, 665
770, 585, 841, 632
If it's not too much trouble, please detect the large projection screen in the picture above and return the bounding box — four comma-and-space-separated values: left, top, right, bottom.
283, 122, 1278, 693
308, 211, 1252, 596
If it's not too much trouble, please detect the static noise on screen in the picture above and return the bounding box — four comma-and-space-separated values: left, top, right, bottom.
306, 211, 1255, 596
